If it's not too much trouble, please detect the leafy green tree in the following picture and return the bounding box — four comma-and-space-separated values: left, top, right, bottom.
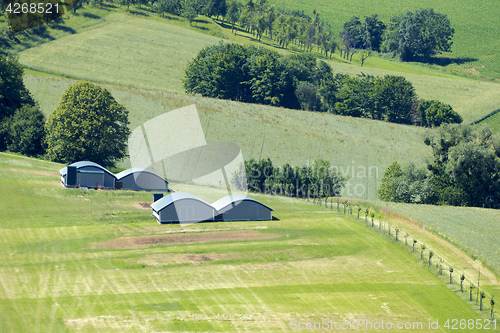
226, 0, 241, 33
385, 9, 454, 61
184, 42, 251, 101
295, 82, 320, 111
446, 141, 500, 208
0, 54, 35, 149
417, 100, 462, 127
155, 0, 181, 17
341, 16, 363, 49
378, 161, 403, 201
8, 105, 46, 156
374, 75, 417, 124
45, 82, 130, 167
363, 14, 385, 52
181, 0, 201, 25
334, 75, 375, 118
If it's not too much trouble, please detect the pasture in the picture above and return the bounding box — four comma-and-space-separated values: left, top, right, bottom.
17, 13, 500, 123
0, 153, 492, 332
382, 202, 500, 279
271, 0, 500, 80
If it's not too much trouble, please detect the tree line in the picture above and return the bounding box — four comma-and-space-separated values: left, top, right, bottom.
143, 0, 454, 62
378, 124, 500, 208
79, 0, 455, 63
184, 42, 462, 126
232, 158, 346, 198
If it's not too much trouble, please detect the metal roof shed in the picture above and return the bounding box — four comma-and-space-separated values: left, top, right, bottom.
212, 195, 273, 221
150, 192, 216, 224
59, 161, 116, 189
115, 168, 168, 191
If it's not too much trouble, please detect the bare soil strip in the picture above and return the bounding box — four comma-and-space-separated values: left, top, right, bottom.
89, 230, 281, 249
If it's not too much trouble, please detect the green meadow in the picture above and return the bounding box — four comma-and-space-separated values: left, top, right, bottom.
17, 13, 500, 124
0, 153, 495, 332
384, 202, 500, 278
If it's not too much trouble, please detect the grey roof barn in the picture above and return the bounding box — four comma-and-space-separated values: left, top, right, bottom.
59, 161, 116, 189
212, 195, 273, 221
151, 192, 216, 224
115, 168, 168, 191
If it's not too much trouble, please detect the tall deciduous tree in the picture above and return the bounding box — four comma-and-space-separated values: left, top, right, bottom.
226, 0, 241, 33
0, 53, 36, 149
45, 82, 130, 167
385, 9, 454, 61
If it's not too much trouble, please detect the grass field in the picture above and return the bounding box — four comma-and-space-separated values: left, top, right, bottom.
272, 0, 500, 80
17, 13, 500, 124
478, 110, 500, 134
381, 202, 500, 278
1, 152, 495, 332
24, 74, 435, 201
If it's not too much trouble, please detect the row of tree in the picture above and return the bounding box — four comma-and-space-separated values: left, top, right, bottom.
0, 53, 130, 167
115, 0, 453, 62
184, 42, 462, 126
378, 124, 500, 208
232, 158, 346, 198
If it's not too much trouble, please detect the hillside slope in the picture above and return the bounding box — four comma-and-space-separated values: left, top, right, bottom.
273, 0, 500, 79
18, 13, 500, 124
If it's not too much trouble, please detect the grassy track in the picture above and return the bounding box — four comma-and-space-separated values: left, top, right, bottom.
273, 0, 500, 79
18, 13, 500, 123
0, 153, 493, 332
380, 202, 500, 278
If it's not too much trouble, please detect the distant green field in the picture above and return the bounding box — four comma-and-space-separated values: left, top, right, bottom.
0, 153, 489, 332
372, 203, 500, 276
18, 13, 500, 124
273, 0, 500, 79
478, 110, 500, 134
384, 202, 500, 277
24, 74, 434, 201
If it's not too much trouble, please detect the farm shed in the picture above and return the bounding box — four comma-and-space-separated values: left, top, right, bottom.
151, 192, 216, 224
59, 161, 116, 189
115, 168, 168, 191
212, 195, 273, 221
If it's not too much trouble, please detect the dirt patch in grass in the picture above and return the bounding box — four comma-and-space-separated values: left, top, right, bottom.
89, 230, 281, 249
134, 202, 151, 210
137, 248, 294, 266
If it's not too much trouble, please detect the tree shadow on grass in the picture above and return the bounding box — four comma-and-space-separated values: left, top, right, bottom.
82, 12, 101, 19
192, 17, 210, 24
50, 24, 77, 34
417, 55, 478, 66
162, 14, 179, 21
128, 10, 149, 17
193, 25, 209, 31
101, 2, 118, 9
